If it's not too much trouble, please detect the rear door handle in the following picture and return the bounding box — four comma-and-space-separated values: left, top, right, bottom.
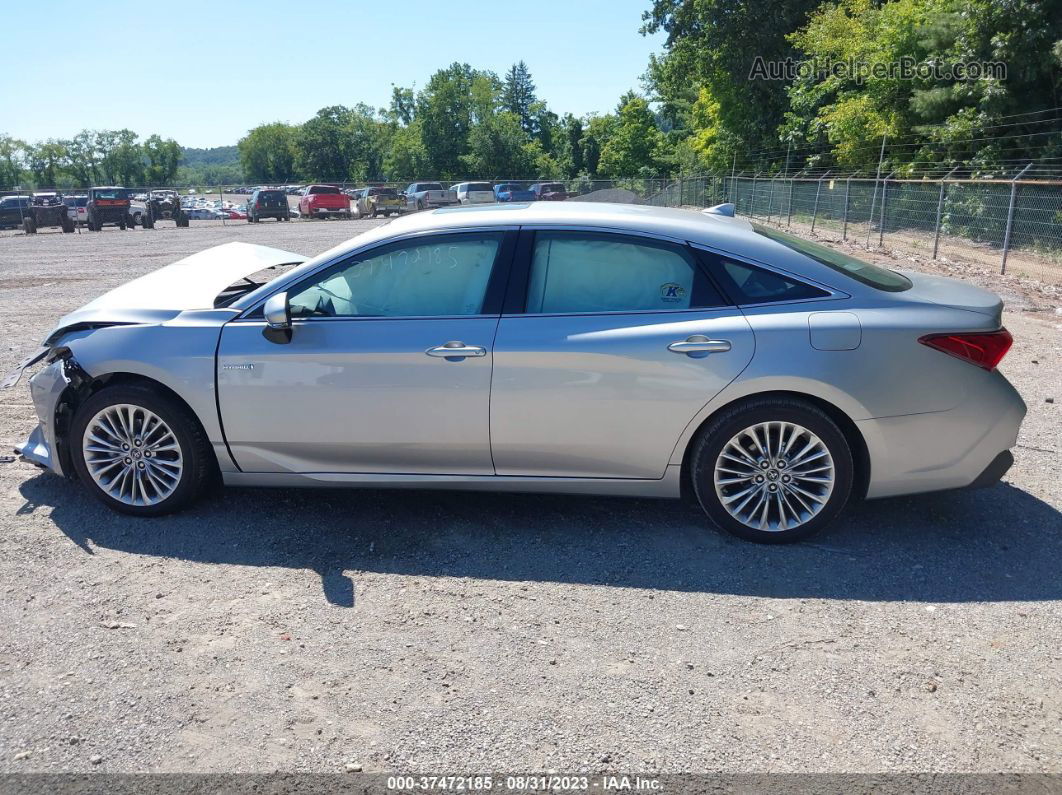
668, 335, 732, 356
426, 341, 487, 359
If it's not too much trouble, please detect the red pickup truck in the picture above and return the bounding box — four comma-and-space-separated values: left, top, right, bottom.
298, 185, 351, 219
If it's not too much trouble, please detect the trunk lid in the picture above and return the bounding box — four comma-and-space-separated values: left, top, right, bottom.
897, 270, 1004, 326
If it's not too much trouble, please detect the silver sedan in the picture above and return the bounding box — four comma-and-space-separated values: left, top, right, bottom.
8, 202, 1026, 542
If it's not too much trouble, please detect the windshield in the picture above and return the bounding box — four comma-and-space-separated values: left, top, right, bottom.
309, 185, 341, 194
752, 223, 912, 292
468, 183, 493, 192
369, 188, 397, 196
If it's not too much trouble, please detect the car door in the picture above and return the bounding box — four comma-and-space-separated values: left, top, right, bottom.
490, 229, 755, 479
217, 229, 515, 474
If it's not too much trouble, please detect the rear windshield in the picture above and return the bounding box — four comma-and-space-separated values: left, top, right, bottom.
541, 183, 565, 192
368, 187, 397, 196
467, 182, 493, 192
309, 185, 341, 194
751, 224, 912, 292
417, 183, 443, 191
259, 191, 286, 200
93, 189, 128, 200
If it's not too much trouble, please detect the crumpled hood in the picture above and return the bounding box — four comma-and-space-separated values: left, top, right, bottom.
47, 241, 305, 342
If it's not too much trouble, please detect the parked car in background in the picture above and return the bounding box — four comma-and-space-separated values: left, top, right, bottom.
63, 195, 88, 225
452, 181, 496, 205
0, 195, 31, 229
352, 186, 404, 218
8, 203, 1026, 545
494, 182, 535, 202
298, 185, 351, 219
530, 182, 570, 201
186, 207, 218, 220
248, 189, 291, 223
403, 182, 459, 211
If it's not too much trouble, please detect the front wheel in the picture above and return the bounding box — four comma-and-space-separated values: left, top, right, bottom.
70, 384, 215, 516
691, 397, 853, 543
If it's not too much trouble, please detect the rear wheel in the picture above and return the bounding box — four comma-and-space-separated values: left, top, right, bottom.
70, 384, 214, 516
22, 217, 36, 234
691, 397, 853, 543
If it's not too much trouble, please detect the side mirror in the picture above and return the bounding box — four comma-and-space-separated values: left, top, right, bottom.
263, 292, 292, 344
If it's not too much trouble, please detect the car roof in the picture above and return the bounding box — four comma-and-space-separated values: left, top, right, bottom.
339, 201, 868, 293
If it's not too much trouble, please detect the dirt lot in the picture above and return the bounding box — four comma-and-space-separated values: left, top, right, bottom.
0, 216, 1060, 774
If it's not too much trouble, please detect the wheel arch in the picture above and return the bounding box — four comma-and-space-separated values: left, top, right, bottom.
677, 389, 871, 505
53, 369, 221, 480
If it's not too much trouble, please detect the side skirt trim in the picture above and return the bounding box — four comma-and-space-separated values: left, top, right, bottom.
223, 465, 683, 499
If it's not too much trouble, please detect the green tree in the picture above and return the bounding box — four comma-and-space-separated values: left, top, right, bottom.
27, 140, 67, 188
642, 0, 822, 160
384, 120, 430, 181
461, 111, 537, 177
598, 97, 664, 177
502, 60, 538, 135
238, 122, 298, 183
0, 134, 26, 187
416, 63, 490, 177
295, 106, 357, 180
143, 134, 181, 185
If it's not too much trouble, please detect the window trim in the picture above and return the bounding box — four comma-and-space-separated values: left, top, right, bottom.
502, 227, 733, 317
236, 227, 518, 322
689, 242, 849, 308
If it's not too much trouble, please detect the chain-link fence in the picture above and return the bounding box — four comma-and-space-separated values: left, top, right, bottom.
642, 174, 1062, 285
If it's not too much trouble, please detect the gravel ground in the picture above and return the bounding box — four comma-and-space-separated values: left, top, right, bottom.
0, 216, 1060, 774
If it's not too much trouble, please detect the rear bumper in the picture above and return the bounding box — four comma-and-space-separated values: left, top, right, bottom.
860, 369, 1026, 499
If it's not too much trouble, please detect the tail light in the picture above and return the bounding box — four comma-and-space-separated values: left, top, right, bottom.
919, 328, 1012, 371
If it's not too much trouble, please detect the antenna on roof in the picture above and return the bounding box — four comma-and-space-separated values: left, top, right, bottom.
702, 202, 736, 217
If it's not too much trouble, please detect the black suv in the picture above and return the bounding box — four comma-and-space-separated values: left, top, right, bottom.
0, 195, 31, 229
248, 189, 290, 222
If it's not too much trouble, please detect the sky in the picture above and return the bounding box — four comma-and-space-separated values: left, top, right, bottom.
1, 0, 665, 149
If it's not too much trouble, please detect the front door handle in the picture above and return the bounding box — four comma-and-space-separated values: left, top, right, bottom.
668, 335, 732, 356
426, 341, 487, 359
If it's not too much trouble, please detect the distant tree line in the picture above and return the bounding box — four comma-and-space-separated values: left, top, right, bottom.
0, 130, 182, 189
4, 0, 1060, 190
234, 60, 665, 184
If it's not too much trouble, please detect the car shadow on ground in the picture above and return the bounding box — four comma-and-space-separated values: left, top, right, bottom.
18, 473, 1062, 607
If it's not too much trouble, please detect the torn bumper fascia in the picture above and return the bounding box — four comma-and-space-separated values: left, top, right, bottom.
14, 357, 71, 475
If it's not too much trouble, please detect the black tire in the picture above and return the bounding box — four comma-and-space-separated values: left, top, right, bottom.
690, 396, 853, 544
119, 220, 126, 230
22, 217, 36, 234
69, 383, 215, 517
62, 218, 74, 232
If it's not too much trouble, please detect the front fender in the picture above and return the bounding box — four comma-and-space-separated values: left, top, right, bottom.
58, 310, 239, 472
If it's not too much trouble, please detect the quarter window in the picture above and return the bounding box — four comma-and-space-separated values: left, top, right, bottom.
288, 233, 503, 318
525, 232, 724, 314
713, 257, 830, 304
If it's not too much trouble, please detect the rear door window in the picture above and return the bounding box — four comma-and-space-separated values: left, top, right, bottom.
524, 232, 725, 314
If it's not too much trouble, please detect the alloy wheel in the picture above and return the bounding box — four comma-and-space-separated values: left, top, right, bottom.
81, 403, 184, 506
713, 421, 835, 532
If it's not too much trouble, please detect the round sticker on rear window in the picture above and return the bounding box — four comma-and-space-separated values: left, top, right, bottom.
660, 282, 686, 302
